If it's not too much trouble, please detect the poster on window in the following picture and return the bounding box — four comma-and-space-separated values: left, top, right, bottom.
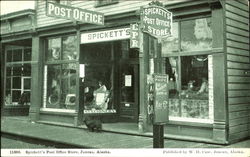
153, 74, 169, 124
125, 75, 132, 87
79, 64, 85, 78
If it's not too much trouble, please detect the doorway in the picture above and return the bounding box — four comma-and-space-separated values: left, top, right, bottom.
118, 63, 139, 122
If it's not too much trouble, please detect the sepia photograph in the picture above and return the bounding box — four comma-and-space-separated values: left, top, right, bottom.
1, 0, 249, 157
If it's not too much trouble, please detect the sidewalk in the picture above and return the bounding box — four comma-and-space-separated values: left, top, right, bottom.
1, 117, 249, 148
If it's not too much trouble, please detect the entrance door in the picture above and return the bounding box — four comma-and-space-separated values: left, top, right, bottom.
119, 63, 139, 122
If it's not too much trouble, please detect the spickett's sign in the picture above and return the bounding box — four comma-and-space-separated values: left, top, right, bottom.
141, 5, 172, 37
46, 2, 104, 25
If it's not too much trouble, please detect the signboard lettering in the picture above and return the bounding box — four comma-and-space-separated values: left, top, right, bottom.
141, 6, 172, 37
153, 74, 169, 124
130, 23, 140, 48
47, 2, 104, 25
81, 27, 130, 44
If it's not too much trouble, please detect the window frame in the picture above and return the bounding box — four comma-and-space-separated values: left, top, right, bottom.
4, 46, 32, 106
43, 34, 78, 111
162, 15, 214, 123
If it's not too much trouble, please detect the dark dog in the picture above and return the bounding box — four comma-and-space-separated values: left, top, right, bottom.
83, 116, 102, 132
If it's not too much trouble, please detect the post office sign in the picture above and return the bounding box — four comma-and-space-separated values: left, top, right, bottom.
141, 6, 172, 37
46, 2, 104, 25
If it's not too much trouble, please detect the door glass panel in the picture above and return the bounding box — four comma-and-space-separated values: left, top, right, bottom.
23, 78, 31, 90
12, 77, 21, 89
12, 49, 22, 62
121, 65, 134, 102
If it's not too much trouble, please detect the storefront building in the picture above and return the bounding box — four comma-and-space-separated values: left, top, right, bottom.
1, 9, 35, 116
1, 0, 249, 144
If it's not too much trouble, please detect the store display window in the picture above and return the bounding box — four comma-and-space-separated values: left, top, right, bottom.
162, 17, 213, 122
43, 35, 77, 110
4, 46, 32, 106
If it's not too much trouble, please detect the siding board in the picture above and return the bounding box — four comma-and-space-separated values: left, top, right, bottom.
225, 11, 249, 25
226, 18, 249, 31
225, 4, 249, 18
228, 97, 250, 105
228, 84, 250, 90
225, 0, 249, 12
227, 54, 250, 63
228, 76, 250, 83
228, 69, 250, 76
226, 26, 249, 38
229, 117, 250, 126
227, 40, 249, 50
227, 47, 250, 57
229, 130, 249, 142
229, 110, 250, 119
229, 104, 250, 113
226, 33, 249, 44
228, 91, 250, 97
227, 61, 250, 70
229, 124, 249, 134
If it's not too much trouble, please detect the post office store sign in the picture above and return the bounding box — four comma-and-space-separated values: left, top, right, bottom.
81, 27, 130, 44
141, 6, 172, 37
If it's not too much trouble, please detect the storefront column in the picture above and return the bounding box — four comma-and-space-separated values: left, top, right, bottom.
138, 32, 149, 132
29, 35, 44, 122
0, 43, 4, 117
75, 25, 83, 126
211, 3, 228, 143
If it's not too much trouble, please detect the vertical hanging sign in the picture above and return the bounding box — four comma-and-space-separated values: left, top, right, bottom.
130, 23, 140, 48
153, 74, 169, 124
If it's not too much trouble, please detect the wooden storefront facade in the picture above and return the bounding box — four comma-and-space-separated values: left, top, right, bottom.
1, 0, 249, 144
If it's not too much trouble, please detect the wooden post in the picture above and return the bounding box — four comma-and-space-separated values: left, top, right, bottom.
153, 124, 164, 148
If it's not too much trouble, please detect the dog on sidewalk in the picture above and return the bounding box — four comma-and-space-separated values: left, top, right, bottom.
83, 116, 102, 132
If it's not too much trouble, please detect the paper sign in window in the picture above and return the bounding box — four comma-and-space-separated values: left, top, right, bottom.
125, 75, 132, 87
80, 64, 85, 78
96, 93, 106, 105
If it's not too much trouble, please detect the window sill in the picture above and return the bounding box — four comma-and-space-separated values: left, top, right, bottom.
168, 117, 213, 128
40, 108, 77, 116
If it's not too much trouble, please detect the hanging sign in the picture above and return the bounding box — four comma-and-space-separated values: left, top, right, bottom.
130, 23, 140, 48
46, 2, 104, 25
81, 27, 130, 44
141, 5, 172, 37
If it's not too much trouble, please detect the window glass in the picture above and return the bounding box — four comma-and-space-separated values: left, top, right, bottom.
83, 64, 112, 110
81, 42, 111, 61
6, 67, 12, 76
23, 64, 31, 76
44, 64, 77, 110
12, 77, 21, 89
13, 67, 22, 76
4, 46, 32, 106
44, 35, 77, 110
6, 77, 11, 89
47, 38, 61, 61
23, 78, 31, 90
6, 50, 12, 62
24, 48, 32, 61
162, 22, 179, 55
5, 90, 12, 105
12, 90, 21, 103
62, 36, 77, 60
166, 55, 211, 120
12, 49, 22, 62
181, 18, 212, 51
